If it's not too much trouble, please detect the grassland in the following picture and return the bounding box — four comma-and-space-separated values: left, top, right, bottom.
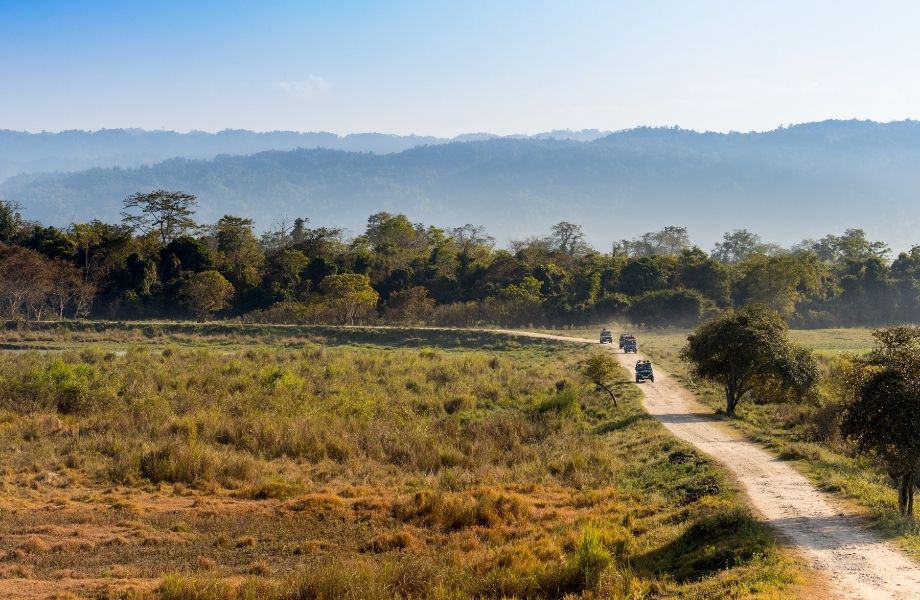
532, 325, 877, 356
0, 322, 807, 599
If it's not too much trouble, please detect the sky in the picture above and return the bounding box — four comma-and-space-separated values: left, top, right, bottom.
2, 0, 920, 136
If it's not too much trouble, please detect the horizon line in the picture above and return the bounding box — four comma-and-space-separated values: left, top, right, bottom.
2, 117, 918, 139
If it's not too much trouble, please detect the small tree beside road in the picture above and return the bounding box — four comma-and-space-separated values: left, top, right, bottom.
583, 354, 619, 407
681, 304, 818, 416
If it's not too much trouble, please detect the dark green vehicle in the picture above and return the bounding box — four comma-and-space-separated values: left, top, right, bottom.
600, 328, 614, 344
622, 337, 638, 353
635, 360, 654, 383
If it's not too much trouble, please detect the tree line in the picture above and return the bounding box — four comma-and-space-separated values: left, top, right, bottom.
0, 190, 918, 326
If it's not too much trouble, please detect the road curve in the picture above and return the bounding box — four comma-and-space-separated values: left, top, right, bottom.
492, 329, 920, 600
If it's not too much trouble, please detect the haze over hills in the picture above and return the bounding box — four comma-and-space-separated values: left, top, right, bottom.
2, 120, 920, 250
0, 128, 611, 183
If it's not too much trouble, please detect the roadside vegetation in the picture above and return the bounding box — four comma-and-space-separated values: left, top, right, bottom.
634, 323, 920, 555
0, 332, 806, 599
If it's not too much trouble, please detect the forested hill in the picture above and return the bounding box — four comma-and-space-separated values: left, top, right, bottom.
0, 128, 609, 182
3, 120, 920, 249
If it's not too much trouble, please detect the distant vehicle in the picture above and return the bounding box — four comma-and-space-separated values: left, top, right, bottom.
599, 328, 613, 344
635, 360, 654, 383
622, 337, 638, 353
618, 333, 634, 349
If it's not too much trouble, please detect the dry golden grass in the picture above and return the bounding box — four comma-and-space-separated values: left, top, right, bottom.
0, 326, 806, 599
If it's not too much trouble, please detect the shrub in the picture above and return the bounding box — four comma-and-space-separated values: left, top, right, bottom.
28, 359, 95, 414
392, 489, 530, 530
626, 288, 713, 327
542, 526, 613, 595
140, 441, 221, 485
233, 476, 303, 500
537, 387, 582, 418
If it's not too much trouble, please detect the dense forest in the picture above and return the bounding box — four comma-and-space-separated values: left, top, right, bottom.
0, 191, 917, 327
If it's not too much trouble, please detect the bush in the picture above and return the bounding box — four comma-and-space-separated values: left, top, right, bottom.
431, 301, 484, 327
140, 441, 221, 485
538, 387, 582, 418
28, 359, 95, 414
626, 288, 713, 327
392, 489, 530, 530
543, 526, 613, 595
233, 475, 304, 500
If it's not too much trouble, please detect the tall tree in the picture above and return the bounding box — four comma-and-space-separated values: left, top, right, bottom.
619, 226, 690, 257
0, 200, 23, 243
215, 215, 264, 288
712, 229, 769, 264
808, 229, 890, 263
122, 189, 197, 245
69, 222, 102, 281
732, 254, 828, 316
0, 245, 52, 319
48, 260, 95, 319
549, 221, 592, 256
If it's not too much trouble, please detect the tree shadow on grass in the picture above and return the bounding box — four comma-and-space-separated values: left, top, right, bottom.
594, 413, 655, 434
635, 507, 774, 583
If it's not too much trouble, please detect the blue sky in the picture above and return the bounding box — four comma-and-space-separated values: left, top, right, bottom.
2, 0, 919, 135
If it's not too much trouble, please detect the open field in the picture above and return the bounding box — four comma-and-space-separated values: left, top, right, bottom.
0, 321, 534, 352
532, 326, 878, 357
0, 324, 807, 599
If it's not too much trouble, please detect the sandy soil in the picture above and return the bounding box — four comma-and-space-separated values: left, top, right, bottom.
497, 330, 920, 600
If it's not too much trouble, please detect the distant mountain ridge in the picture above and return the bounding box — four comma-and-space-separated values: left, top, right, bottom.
2, 120, 919, 250
0, 127, 611, 182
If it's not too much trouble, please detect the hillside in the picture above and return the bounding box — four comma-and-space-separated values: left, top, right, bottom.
0, 128, 610, 183
3, 120, 920, 248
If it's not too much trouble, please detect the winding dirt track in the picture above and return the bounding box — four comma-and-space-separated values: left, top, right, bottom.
495, 330, 920, 600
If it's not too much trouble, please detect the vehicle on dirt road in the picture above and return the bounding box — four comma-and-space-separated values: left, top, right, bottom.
618, 333, 633, 349
623, 337, 638, 353
635, 360, 654, 383
600, 328, 613, 344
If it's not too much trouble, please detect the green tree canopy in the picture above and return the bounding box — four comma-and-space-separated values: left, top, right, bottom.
583, 354, 619, 407
0, 200, 23, 243
159, 236, 214, 281
682, 304, 818, 416
122, 189, 198, 245
215, 215, 264, 288
183, 270, 234, 320
319, 273, 379, 324
711, 229, 779, 264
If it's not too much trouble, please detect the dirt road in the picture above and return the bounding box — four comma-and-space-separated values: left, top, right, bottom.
496, 330, 920, 599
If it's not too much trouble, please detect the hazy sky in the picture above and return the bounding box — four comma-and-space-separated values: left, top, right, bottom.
3, 0, 920, 135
